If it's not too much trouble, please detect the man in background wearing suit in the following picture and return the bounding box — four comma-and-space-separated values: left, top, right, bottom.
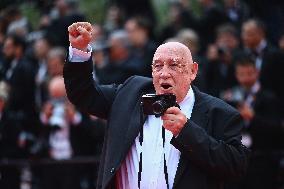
221, 56, 284, 189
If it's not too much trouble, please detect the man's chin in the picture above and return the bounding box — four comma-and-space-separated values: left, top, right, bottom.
158, 88, 174, 95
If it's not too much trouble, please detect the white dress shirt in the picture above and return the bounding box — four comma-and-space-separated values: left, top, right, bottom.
116, 88, 195, 189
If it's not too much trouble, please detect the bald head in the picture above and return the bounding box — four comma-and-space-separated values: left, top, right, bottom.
49, 76, 66, 99
154, 42, 193, 65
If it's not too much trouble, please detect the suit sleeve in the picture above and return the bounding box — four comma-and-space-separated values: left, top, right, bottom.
63, 57, 118, 119
171, 112, 249, 180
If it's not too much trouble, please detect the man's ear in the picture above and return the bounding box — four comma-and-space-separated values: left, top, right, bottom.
190, 62, 198, 81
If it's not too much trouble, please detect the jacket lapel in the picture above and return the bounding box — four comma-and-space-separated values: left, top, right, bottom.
121, 85, 154, 160
173, 86, 209, 188
123, 99, 144, 154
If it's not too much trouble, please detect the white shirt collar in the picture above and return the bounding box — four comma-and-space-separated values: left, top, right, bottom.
178, 86, 195, 118
256, 39, 267, 54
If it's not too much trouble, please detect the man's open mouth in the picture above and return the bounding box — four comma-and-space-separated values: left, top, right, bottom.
161, 83, 173, 90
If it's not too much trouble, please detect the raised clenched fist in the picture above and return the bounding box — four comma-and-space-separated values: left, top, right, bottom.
68, 22, 93, 52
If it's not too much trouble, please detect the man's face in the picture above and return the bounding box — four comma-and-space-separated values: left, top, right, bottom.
217, 32, 239, 50
236, 64, 258, 89
241, 22, 263, 49
34, 39, 49, 59
125, 19, 146, 46
3, 38, 15, 59
152, 42, 198, 103
47, 57, 63, 76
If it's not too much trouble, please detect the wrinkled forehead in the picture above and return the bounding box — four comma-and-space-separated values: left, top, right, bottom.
153, 42, 192, 63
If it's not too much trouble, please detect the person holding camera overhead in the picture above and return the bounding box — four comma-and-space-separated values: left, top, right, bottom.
64, 22, 249, 189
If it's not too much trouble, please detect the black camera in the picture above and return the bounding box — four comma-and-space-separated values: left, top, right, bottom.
217, 47, 225, 55
141, 93, 178, 117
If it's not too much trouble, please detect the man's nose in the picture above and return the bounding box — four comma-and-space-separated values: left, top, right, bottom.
159, 66, 171, 78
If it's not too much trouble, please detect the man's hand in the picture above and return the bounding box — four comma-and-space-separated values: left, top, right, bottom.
238, 103, 254, 121
65, 101, 76, 123
68, 22, 93, 52
42, 102, 54, 120
161, 107, 187, 137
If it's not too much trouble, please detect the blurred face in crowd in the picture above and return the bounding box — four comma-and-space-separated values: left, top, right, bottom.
224, 0, 237, 8
0, 81, 9, 112
0, 99, 5, 113
34, 38, 50, 59
152, 42, 198, 103
47, 56, 64, 76
279, 35, 284, 50
3, 37, 24, 60
91, 24, 104, 42
125, 19, 147, 47
109, 37, 128, 62
217, 32, 239, 51
106, 5, 122, 24
236, 64, 259, 89
3, 37, 15, 59
242, 21, 264, 49
169, 4, 182, 23
198, 0, 211, 7
48, 76, 66, 99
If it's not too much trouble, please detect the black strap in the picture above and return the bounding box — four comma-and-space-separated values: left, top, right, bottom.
164, 154, 170, 189
138, 152, 142, 189
138, 102, 144, 189
162, 127, 170, 189
139, 102, 144, 146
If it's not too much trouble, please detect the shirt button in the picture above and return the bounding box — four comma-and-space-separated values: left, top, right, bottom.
110, 167, 115, 173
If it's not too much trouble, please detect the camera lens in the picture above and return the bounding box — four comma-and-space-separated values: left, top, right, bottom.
152, 100, 166, 116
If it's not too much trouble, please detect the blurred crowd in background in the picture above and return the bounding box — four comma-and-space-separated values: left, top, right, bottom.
0, 0, 283, 189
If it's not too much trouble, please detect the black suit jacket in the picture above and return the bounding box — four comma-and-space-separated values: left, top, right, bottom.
63, 58, 249, 189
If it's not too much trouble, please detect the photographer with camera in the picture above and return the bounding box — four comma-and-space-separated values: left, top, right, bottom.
37, 76, 81, 189
37, 76, 106, 189
220, 56, 284, 189
64, 22, 249, 189
205, 24, 240, 97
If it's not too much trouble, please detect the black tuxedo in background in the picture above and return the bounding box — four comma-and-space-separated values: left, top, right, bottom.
244, 90, 284, 189
243, 44, 284, 98
259, 50, 284, 99
221, 85, 284, 189
63, 58, 249, 189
